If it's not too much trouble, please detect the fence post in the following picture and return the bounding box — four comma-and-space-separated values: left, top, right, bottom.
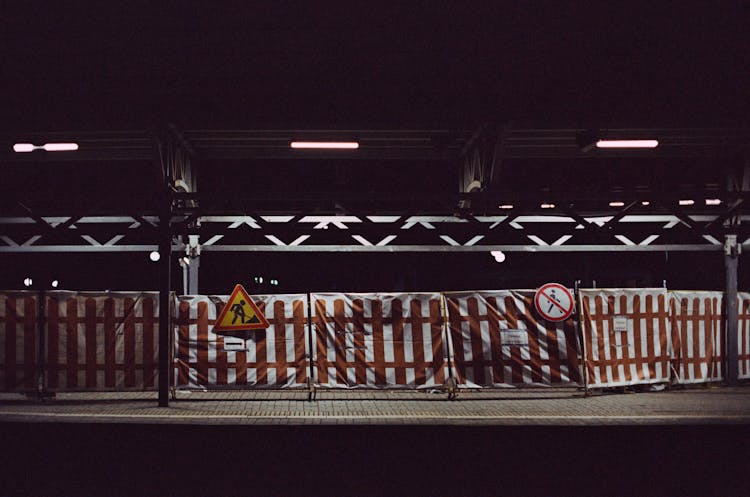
36, 290, 46, 397
158, 208, 172, 407
574, 282, 589, 397
725, 234, 739, 386
306, 293, 316, 401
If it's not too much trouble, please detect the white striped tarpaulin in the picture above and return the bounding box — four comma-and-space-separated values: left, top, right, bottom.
738, 292, 750, 380
669, 291, 723, 384
173, 294, 309, 389
311, 293, 450, 389
444, 290, 581, 388
579, 289, 671, 388
44, 292, 160, 391
0, 291, 38, 391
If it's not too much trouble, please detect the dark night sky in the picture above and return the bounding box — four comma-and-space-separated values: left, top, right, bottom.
1, 1, 749, 293
3, 1, 749, 130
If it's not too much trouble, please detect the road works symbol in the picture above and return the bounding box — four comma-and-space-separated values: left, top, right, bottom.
534, 283, 574, 322
214, 284, 269, 332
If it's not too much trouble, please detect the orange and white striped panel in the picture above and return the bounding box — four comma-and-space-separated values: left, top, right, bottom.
669, 291, 723, 384
739, 293, 750, 380
579, 289, 671, 388
44, 292, 160, 391
0, 292, 38, 391
311, 293, 449, 389
173, 294, 309, 389
445, 290, 581, 388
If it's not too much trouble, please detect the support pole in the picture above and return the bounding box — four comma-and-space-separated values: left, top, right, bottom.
37, 290, 46, 397
725, 234, 740, 386
574, 280, 589, 397
158, 208, 172, 407
186, 234, 200, 295
181, 256, 200, 295
187, 255, 200, 295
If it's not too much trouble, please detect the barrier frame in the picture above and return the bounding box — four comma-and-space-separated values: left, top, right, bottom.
443, 289, 584, 394
172, 293, 313, 395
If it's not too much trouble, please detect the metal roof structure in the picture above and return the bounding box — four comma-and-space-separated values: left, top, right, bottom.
2, 125, 749, 254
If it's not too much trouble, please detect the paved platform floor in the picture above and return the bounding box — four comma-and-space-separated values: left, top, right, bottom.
0, 385, 748, 425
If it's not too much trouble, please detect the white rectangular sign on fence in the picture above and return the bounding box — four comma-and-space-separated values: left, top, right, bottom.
500, 330, 529, 346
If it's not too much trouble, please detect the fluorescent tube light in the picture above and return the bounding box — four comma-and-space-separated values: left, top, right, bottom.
596, 140, 659, 149
13, 143, 35, 152
290, 141, 359, 149
14, 142, 79, 152
609, 201, 625, 207
43, 143, 79, 151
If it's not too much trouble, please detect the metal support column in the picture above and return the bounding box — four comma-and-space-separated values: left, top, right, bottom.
186, 235, 200, 295
180, 257, 200, 295
187, 256, 200, 294
36, 290, 46, 397
724, 234, 740, 386
158, 208, 172, 407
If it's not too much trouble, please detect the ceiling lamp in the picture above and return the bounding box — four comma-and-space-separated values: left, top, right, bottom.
290, 141, 359, 149
596, 140, 658, 149
13, 142, 79, 152
577, 130, 658, 151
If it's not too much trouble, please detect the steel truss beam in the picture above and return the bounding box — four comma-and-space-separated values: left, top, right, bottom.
2, 212, 749, 253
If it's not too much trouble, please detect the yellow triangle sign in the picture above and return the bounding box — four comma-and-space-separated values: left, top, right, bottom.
213, 284, 269, 332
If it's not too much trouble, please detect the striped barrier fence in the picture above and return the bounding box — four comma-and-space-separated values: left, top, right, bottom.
579, 289, 671, 388
44, 292, 160, 391
444, 290, 581, 388
0, 291, 38, 391
669, 291, 724, 384
173, 294, 309, 389
311, 293, 450, 389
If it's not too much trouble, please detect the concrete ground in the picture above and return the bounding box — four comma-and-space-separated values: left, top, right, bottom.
2, 387, 750, 496
0, 384, 748, 425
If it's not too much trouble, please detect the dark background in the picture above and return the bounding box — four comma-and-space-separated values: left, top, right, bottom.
3, 1, 749, 130
2, 423, 749, 497
0, 250, 736, 295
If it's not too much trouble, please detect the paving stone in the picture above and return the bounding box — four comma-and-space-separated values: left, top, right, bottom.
0, 386, 748, 425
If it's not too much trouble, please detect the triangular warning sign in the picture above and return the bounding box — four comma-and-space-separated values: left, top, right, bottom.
213, 284, 269, 332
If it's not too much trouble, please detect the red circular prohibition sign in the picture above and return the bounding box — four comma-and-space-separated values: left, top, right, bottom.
534, 283, 574, 322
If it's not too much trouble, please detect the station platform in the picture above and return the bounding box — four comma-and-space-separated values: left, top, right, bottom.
1, 385, 748, 425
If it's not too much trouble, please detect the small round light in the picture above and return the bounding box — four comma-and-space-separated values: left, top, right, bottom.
51, 280, 59, 288
149, 251, 160, 262
23, 277, 33, 287
490, 250, 506, 263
